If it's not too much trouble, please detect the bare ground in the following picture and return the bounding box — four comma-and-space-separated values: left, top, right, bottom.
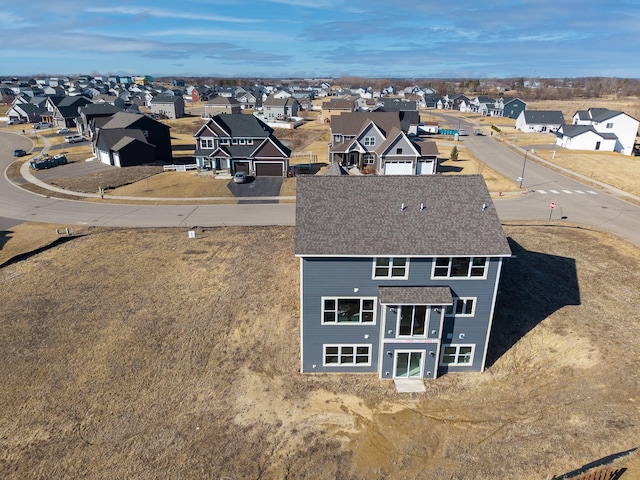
0, 223, 639, 479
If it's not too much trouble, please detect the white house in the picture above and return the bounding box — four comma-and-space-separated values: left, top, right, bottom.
555, 125, 618, 153
516, 110, 565, 133
561, 108, 639, 155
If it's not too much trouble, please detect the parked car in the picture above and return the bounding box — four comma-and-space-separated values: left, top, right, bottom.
33, 122, 52, 129
64, 134, 84, 143
8, 119, 25, 125
233, 171, 247, 184
57, 127, 71, 134
458, 129, 467, 136
13, 149, 27, 157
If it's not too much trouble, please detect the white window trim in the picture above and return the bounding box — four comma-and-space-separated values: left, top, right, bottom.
392, 349, 425, 378
364, 136, 376, 146
431, 257, 488, 279
220, 138, 229, 145
441, 344, 475, 366
445, 297, 477, 317
372, 257, 409, 280
200, 138, 213, 148
321, 296, 377, 325
323, 344, 372, 366
396, 305, 429, 338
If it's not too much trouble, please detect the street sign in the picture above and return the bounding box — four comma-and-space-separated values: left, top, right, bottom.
550, 201, 556, 209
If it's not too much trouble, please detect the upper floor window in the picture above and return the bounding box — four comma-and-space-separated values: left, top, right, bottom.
364, 136, 376, 146
396, 148, 403, 154
232, 138, 238, 145
398, 305, 427, 337
373, 257, 408, 279
445, 297, 476, 316
606, 122, 614, 128
220, 138, 229, 145
322, 297, 376, 324
247, 139, 253, 145
432, 257, 487, 279
200, 138, 213, 149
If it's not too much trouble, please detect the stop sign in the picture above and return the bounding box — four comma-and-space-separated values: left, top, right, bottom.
550, 201, 556, 209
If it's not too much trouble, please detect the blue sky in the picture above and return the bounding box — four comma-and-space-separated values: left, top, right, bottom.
2, 0, 639, 79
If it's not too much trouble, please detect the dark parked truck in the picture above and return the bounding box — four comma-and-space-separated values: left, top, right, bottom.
30, 154, 68, 170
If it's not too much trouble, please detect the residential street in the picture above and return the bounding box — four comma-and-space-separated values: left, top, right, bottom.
1, 128, 639, 247
435, 113, 640, 247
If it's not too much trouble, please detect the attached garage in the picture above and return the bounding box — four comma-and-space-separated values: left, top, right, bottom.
383, 161, 413, 175
255, 162, 284, 177
98, 149, 113, 166
234, 161, 250, 174
417, 159, 435, 175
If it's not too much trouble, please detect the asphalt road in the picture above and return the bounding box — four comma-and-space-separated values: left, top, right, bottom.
0, 130, 295, 228
1, 126, 639, 246
435, 113, 640, 247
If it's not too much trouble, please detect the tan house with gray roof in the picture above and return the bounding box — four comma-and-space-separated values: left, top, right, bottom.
329, 112, 439, 175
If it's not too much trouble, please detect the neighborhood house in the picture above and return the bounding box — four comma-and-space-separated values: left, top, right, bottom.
295, 175, 512, 379
555, 108, 639, 155
193, 114, 291, 177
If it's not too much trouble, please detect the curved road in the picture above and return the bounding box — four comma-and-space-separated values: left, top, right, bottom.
435, 113, 640, 247
0, 130, 295, 228
1, 127, 639, 247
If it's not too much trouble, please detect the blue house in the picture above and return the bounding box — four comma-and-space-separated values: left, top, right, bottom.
295, 175, 511, 379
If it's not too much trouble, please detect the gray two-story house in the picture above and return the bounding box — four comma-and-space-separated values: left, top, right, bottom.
295, 175, 511, 379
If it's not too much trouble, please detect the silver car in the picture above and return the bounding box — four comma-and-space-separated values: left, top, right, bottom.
233, 171, 247, 184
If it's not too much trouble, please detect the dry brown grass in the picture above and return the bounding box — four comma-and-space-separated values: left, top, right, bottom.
109, 171, 234, 198
1, 223, 640, 479
438, 143, 520, 193
49, 166, 163, 193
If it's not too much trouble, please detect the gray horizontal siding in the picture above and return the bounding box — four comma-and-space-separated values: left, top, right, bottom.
301, 256, 502, 376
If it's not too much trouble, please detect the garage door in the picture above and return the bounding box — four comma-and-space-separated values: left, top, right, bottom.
384, 161, 413, 175
255, 162, 284, 177
98, 149, 113, 166
234, 162, 250, 174
416, 160, 434, 175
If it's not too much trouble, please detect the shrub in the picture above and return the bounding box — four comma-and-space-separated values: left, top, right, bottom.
450, 146, 459, 161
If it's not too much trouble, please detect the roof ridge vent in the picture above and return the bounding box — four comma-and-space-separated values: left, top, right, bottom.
420, 203, 425, 211
401, 202, 407, 211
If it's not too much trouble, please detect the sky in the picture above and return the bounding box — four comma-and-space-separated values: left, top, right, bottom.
2, 0, 639, 79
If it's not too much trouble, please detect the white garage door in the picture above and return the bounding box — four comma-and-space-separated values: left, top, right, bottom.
417, 160, 435, 175
98, 149, 112, 165
384, 161, 413, 175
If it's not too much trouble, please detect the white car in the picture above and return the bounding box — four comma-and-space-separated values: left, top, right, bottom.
64, 134, 84, 143
57, 128, 71, 134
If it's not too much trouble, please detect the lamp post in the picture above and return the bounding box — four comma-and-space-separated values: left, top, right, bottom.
518, 149, 530, 189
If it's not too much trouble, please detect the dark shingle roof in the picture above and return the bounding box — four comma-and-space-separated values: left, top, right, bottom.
295, 175, 511, 257
522, 110, 565, 125
378, 286, 453, 305
97, 128, 152, 150
559, 125, 618, 140
211, 114, 273, 138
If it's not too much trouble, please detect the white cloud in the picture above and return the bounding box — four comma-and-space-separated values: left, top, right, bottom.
85, 6, 262, 24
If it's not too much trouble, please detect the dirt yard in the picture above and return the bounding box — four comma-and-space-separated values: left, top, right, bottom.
1, 222, 639, 479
